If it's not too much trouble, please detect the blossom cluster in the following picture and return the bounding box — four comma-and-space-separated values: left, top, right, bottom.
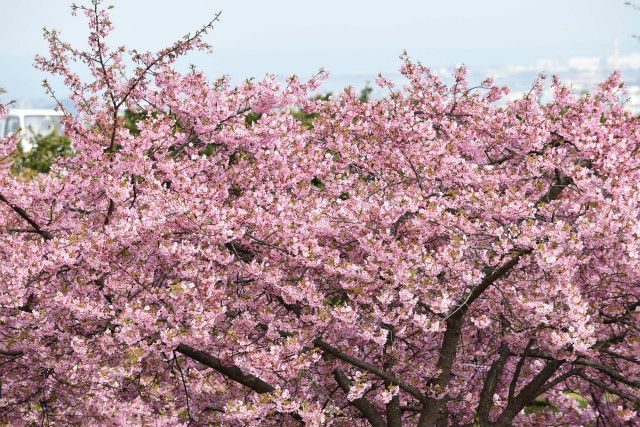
0, 2, 639, 425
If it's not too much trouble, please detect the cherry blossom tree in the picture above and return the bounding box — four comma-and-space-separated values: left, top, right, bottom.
1, 1, 639, 425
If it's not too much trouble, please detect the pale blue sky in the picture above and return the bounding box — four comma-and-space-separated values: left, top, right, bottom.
1, 0, 639, 103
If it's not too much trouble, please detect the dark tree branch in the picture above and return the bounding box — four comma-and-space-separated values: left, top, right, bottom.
314, 338, 425, 402
118, 11, 222, 111
602, 300, 640, 325
534, 368, 582, 398
446, 250, 531, 320
104, 198, 115, 226
534, 169, 573, 207
383, 323, 402, 427
574, 358, 640, 388
0, 349, 24, 357
275, 295, 302, 316
0, 193, 53, 241
507, 339, 533, 408
476, 344, 510, 424
599, 348, 640, 365
417, 315, 463, 427
416, 171, 572, 426
175, 343, 274, 394
333, 368, 386, 427
496, 360, 563, 425
418, 252, 529, 427
523, 348, 640, 389
387, 394, 402, 427
172, 351, 194, 424
577, 372, 640, 406
390, 210, 417, 238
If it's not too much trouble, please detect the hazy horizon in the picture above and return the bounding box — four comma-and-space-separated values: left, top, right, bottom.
1, 0, 639, 106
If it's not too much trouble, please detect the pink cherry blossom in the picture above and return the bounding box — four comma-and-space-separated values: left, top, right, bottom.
1, 1, 639, 426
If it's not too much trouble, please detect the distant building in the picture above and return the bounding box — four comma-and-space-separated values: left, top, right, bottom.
0, 109, 64, 150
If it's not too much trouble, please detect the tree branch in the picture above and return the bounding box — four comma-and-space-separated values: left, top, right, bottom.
507, 339, 533, 408
333, 368, 386, 427
0, 193, 53, 241
496, 360, 563, 425
476, 344, 510, 424
534, 368, 582, 398
577, 372, 640, 406
418, 253, 529, 426
175, 343, 274, 394
574, 357, 640, 388
534, 169, 573, 207
446, 250, 531, 321
523, 348, 640, 389
383, 323, 402, 427
314, 338, 425, 402
416, 170, 571, 426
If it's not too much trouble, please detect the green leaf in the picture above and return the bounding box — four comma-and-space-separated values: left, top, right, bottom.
11, 130, 73, 175
244, 111, 262, 127
310, 177, 325, 189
